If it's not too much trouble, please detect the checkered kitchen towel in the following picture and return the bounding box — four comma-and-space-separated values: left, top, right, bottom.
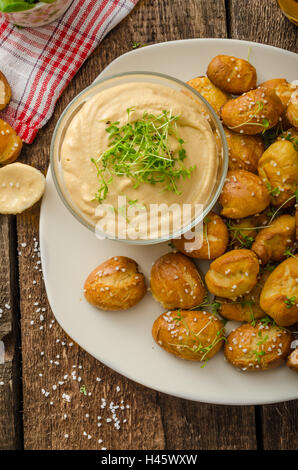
0, 0, 139, 143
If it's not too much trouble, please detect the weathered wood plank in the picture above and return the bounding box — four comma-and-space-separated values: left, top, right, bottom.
259, 401, 298, 450
0, 216, 22, 450
17, 0, 256, 450
229, 0, 298, 52
228, 0, 298, 451
159, 394, 257, 450
16, 201, 166, 450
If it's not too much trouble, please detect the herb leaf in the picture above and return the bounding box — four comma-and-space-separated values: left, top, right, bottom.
92, 109, 195, 203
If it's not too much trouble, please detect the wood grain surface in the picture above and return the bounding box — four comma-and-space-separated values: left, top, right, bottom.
0, 216, 22, 450
0, 0, 297, 451
229, 0, 298, 451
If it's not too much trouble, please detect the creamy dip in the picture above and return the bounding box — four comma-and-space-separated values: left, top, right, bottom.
61, 82, 218, 240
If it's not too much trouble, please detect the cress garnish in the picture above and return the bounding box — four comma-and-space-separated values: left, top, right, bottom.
268, 190, 298, 224
227, 220, 265, 249
229, 101, 270, 134
171, 310, 226, 367
284, 247, 298, 260
285, 296, 296, 308
203, 216, 211, 259
266, 182, 281, 198
91, 108, 195, 203
190, 293, 221, 315
253, 330, 269, 363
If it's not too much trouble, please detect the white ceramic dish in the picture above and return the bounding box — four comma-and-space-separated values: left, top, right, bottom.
40, 38, 298, 405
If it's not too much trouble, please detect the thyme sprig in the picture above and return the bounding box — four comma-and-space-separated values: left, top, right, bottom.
91, 109, 195, 203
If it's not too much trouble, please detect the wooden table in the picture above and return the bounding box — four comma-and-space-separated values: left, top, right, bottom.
0, 0, 297, 451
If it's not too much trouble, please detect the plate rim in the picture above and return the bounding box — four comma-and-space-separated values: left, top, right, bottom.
99, 37, 298, 80
40, 38, 298, 406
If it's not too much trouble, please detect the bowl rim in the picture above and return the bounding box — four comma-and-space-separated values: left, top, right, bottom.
50, 70, 228, 245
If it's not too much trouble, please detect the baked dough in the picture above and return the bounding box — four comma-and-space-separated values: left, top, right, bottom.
0, 71, 11, 111
152, 310, 225, 361
150, 252, 205, 309
173, 212, 228, 260
260, 257, 298, 326
84, 256, 146, 311
224, 322, 293, 371
221, 87, 283, 134
0, 119, 22, 165
220, 170, 270, 219
187, 76, 230, 115
0, 163, 45, 214
207, 55, 257, 94
205, 248, 259, 300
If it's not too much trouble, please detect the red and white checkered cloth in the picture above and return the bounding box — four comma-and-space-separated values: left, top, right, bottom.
0, 0, 138, 143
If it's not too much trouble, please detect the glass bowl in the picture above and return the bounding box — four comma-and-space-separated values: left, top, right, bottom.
0, 0, 73, 28
50, 71, 228, 245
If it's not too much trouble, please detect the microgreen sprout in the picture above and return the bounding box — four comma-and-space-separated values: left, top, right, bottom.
203, 216, 211, 259
252, 331, 269, 363
80, 385, 87, 396
173, 310, 183, 323
259, 316, 275, 326
227, 220, 263, 249
169, 308, 226, 368
249, 310, 256, 326
132, 41, 147, 49
193, 327, 226, 362
253, 349, 266, 364
92, 109, 195, 203
261, 263, 276, 273
128, 199, 138, 206
266, 207, 275, 218
239, 299, 256, 325
257, 332, 269, 345
268, 190, 298, 224
190, 294, 221, 315
284, 132, 298, 151
285, 296, 296, 308
266, 182, 281, 197
229, 101, 270, 133
284, 247, 298, 260
262, 121, 284, 149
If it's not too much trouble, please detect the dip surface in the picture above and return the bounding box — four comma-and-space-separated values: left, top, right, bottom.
61, 82, 218, 239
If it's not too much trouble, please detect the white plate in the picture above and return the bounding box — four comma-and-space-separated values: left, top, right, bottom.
40, 39, 298, 405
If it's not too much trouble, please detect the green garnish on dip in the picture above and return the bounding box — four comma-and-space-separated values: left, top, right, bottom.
91, 108, 196, 204
0, 0, 56, 13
